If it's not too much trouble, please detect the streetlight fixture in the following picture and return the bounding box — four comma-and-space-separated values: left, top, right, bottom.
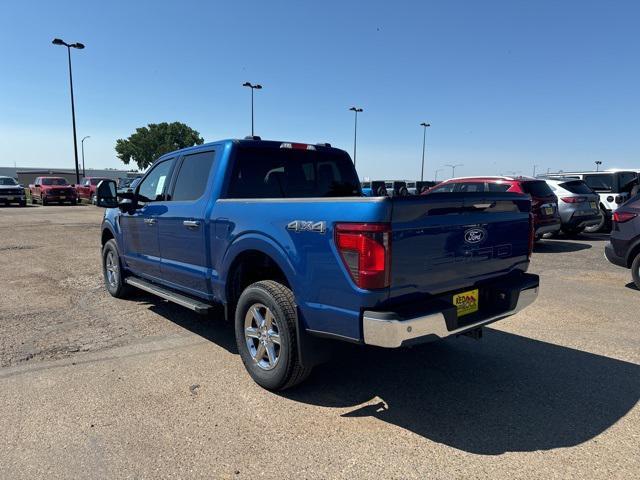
444, 163, 463, 178
419, 122, 431, 181
81, 136, 90, 178
52, 38, 85, 185
349, 107, 363, 167
595, 160, 603, 172
242, 82, 262, 137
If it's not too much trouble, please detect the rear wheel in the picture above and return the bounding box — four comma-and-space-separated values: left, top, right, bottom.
235, 280, 311, 390
632, 253, 640, 290
41, 197, 47, 206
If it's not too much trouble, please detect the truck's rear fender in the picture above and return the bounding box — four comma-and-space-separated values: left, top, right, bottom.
212, 198, 392, 341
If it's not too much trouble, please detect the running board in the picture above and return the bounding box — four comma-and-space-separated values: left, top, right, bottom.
125, 277, 214, 314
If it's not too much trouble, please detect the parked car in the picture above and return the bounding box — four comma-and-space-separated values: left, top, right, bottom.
604, 194, 640, 289
76, 177, 112, 204
95, 138, 539, 390
0, 176, 27, 207
29, 177, 77, 205
425, 176, 561, 239
540, 178, 601, 236
544, 170, 639, 232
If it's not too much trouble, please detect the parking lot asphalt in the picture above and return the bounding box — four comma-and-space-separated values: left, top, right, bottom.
0, 205, 638, 479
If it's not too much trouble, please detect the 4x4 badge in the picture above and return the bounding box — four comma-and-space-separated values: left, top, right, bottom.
287, 220, 326, 234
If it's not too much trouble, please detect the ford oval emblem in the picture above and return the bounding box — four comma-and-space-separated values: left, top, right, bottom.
464, 228, 486, 244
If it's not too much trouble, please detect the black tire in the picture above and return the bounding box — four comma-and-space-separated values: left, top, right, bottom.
584, 208, 608, 233
102, 239, 131, 298
19, 200, 26, 207
235, 280, 311, 390
632, 253, 640, 290
41, 197, 47, 206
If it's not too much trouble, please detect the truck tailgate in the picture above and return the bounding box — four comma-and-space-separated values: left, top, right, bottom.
390, 192, 532, 299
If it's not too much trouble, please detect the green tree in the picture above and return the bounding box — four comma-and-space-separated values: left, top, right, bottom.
115, 122, 204, 170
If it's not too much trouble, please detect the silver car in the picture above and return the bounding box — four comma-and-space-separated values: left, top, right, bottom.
542, 178, 601, 235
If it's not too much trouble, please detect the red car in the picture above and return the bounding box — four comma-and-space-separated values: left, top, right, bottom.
425, 176, 561, 239
29, 177, 78, 206
76, 177, 111, 204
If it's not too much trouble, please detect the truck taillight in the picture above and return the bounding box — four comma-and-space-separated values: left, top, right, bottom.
335, 223, 391, 289
528, 213, 535, 258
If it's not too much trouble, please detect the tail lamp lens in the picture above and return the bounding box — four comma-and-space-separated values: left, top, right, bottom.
335, 223, 391, 289
613, 211, 637, 223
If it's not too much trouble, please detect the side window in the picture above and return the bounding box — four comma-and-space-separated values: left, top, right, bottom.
488, 183, 511, 192
170, 151, 215, 201
137, 159, 174, 202
430, 183, 455, 193
455, 182, 485, 192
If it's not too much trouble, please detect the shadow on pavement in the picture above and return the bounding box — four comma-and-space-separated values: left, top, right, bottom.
282, 329, 640, 455
137, 293, 640, 455
625, 282, 639, 291
534, 240, 592, 253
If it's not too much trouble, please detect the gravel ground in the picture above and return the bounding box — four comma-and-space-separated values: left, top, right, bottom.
0, 205, 638, 479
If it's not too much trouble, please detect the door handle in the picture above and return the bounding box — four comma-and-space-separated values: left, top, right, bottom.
144, 218, 157, 226
183, 220, 200, 229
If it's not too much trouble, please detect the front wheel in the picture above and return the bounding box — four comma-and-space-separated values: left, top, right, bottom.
102, 239, 131, 298
235, 280, 311, 390
632, 253, 640, 290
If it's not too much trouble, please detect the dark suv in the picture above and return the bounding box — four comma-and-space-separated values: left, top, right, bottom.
605, 194, 640, 289
425, 176, 561, 239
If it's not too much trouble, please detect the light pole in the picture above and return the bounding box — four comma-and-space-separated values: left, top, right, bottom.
349, 107, 363, 167
434, 168, 443, 182
595, 160, 602, 172
52, 38, 84, 185
420, 122, 431, 181
445, 163, 463, 178
242, 82, 262, 137
532, 164, 538, 177
81, 136, 90, 178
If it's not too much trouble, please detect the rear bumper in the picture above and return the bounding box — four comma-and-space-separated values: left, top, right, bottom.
605, 243, 627, 268
363, 273, 539, 348
564, 212, 602, 228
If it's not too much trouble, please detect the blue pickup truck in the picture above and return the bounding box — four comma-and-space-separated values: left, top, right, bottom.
95, 138, 539, 390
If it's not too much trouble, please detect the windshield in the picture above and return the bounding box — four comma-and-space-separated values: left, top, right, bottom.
559, 180, 594, 194
90, 178, 109, 186
226, 146, 361, 198
521, 181, 554, 197
0, 178, 17, 186
41, 178, 68, 186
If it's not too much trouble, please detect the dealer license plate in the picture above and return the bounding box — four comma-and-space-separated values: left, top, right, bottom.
590, 201, 597, 209
453, 289, 479, 317
544, 207, 554, 215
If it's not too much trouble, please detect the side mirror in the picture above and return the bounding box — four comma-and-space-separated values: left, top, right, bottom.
96, 180, 118, 208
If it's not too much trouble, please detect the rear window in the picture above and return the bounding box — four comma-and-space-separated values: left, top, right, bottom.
583, 174, 614, 192
559, 180, 593, 194
521, 181, 554, 197
226, 147, 361, 198
42, 178, 68, 186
